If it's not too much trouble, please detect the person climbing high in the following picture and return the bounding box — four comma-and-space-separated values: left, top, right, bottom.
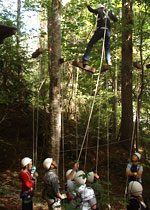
127, 181, 149, 210
43, 158, 63, 210
126, 152, 143, 184
82, 2, 118, 67
19, 157, 36, 210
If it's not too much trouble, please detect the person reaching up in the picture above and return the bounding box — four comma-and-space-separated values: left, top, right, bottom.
82, 2, 118, 67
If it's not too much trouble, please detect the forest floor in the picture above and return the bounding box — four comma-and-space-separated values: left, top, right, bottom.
0, 105, 150, 210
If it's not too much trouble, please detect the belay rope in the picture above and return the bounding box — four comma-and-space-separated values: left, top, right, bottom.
76, 6, 112, 209
77, 12, 108, 162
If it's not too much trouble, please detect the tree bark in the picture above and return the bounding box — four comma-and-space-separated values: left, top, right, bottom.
120, 0, 133, 146
48, 0, 61, 167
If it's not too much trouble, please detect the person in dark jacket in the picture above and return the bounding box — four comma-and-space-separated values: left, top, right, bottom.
126, 152, 143, 184
127, 181, 149, 210
83, 2, 118, 67
43, 158, 63, 210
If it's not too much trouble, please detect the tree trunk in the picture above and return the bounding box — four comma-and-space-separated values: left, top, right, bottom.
17, 0, 21, 47
48, 0, 61, 167
120, 0, 133, 146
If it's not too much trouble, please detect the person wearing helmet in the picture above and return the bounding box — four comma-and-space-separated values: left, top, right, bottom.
43, 158, 63, 210
82, 1, 118, 67
19, 157, 35, 210
74, 170, 97, 210
126, 152, 143, 183
127, 181, 149, 210
87, 171, 100, 183
87, 171, 102, 209
65, 162, 82, 208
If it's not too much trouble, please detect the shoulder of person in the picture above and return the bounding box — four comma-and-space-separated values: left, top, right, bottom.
129, 197, 140, 207
127, 162, 132, 167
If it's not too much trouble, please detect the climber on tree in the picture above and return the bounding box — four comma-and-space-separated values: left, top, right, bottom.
82, 2, 118, 67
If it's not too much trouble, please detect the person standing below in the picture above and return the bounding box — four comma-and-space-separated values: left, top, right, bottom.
126, 152, 143, 184
74, 170, 97, 210
66, 162, 81, 208
127, 181, 149, 210
43, 158, 63, 210
19, 157, 36, 210
82, 2, 118, 67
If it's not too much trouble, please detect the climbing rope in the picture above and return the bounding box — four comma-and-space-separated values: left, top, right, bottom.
32, 104, 35, 164
96, 96, 101, 173
32, 79, 45, 166
106, 67, 110, 207
124, 72, 141, 199
61, 61, 65, 189
77, 7, 108, 163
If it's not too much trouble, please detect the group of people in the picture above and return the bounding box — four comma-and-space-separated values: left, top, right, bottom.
19, 157, 99, 210
19, 151, 149, 210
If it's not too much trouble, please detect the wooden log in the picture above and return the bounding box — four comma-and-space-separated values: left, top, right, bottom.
146, 64, 150, 69
72, 61, 95, 73
133, 62, 142, 69
32, 48, 43, 58
0, 24, 17, 44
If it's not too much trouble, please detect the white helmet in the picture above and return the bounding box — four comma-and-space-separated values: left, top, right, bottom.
87, 171, 94, 183
21, 157, 32, 167
96, 4, 104, 9
134, 152, 141, 160
128, 181, 143, 196
43, 158, 53, 170
66, 169, 76, 180
74, 170, 86, 186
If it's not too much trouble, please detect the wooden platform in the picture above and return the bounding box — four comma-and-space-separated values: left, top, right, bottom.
72, 61, 96, 73
146, 64, 150, 69
133, 62, 142, 69
0, 24, 17, 44
101, 64, 110, 73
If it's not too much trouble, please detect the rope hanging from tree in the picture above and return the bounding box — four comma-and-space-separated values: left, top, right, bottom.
124, 70, 141, 199
77, 6, 109, 163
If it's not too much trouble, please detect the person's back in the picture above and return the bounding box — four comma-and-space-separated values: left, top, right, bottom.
43, 169, 59, 198
79, 185, 96, 210
127, 196, 149, 210
127, 181, 149, 210
87, 5, 117, 30
43, 158, 63, 210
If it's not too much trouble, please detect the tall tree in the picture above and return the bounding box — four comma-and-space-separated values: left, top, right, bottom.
17, 0, 21, 47
120, 0, 133, 146
48, 0, 62, 166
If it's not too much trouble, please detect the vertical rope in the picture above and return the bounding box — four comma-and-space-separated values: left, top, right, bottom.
106, 72, 110, 208
77, 19, 107, 162
84, 74, 94, 171
96, 96, 101, 173
61, 62, 65, 190
77, 8, 108, 163
84, 131, 89, 171
75, 68, 79, 160
32, 104, 35, 165
124, 72, 140, 198
35, 104, 39, 166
